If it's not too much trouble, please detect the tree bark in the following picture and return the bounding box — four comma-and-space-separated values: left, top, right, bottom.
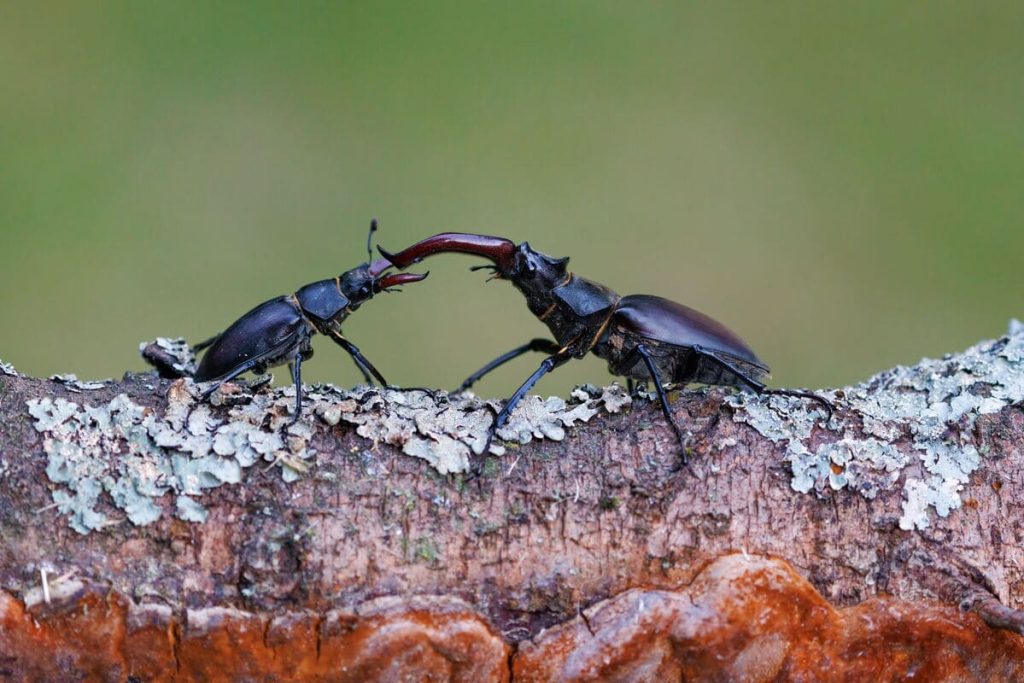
1, 326, 1023, 681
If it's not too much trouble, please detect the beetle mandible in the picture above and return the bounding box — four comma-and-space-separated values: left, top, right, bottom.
192, 220, 427, 420
380, 233, 832, 459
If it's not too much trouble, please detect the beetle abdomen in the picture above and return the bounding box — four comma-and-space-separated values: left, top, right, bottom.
613, 295, 768, 371
602, 332, 769, 389
681, 349, 768, 387
194, 297, 307, 382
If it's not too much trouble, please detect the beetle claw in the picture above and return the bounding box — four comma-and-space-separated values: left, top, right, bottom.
763, 388, 835, 420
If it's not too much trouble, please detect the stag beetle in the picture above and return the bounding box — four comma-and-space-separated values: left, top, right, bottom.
192, 221, 427, 420
380, 233, 832, 459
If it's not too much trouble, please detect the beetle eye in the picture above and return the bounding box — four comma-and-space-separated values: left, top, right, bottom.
360, 284, 372, 297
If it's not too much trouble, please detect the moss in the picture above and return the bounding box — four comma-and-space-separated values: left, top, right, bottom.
505, 504, 528, 525
412, 537, 440, 565
531, 447, 556, 462
473, 520, 503, 537
480, 457, 501, 479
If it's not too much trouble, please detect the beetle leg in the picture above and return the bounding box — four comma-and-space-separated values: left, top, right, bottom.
335, 342, 375, 386
351, 358, 376, 386
761, 387, 835, 418
248, 374, 274, 391
338, 344, 375, 386
456, 338, 561, 393
325, 330, 388, 386
191, 334, 220, 353
690, 345, 772, 395
197, 356, 270, 399
625, 378, 649, 398
633, 344, 689, 460
690, 345, 834, 418
492, 348, 574, 432
289, 354, 304, 422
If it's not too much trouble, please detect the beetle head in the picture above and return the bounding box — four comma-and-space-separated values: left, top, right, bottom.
341, 220, 428, 308
339, 260, 428, 309
506, 242, 570, 296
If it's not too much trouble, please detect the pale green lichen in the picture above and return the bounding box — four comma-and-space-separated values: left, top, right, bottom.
325, 383, 631, 474
499, 384, 633, 448
729, 320, 1024, 532
31, 395, 169, 533
27, 384, 302, 534
27, 340, 637, 533
176, 495, 209, 523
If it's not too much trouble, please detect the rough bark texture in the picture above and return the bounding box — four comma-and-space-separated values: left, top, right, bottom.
1, 326, 1023, 680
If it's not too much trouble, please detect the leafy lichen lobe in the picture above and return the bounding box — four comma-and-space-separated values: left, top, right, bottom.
27, 341, 634, 534
729, 321, 1024, 531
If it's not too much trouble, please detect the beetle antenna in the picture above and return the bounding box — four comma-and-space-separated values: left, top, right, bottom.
366, 218, 379, 263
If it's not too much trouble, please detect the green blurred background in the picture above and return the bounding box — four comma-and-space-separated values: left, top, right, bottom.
2, 2, 1022, 396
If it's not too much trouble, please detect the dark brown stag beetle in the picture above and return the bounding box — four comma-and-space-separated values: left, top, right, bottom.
192, 221, 427, 420
380, 233, 832, 460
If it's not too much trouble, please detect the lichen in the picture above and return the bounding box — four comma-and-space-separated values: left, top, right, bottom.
26, 384, 304, 534
176, 495, 209, 523
729, 320, 1024, 532
49, 374, 110, 392
324, 383, 631, 474
26, 339, 637, 532
0, 358, 19, 377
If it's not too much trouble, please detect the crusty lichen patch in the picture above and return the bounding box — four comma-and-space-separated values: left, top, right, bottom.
306, 381, 631, 474
26, 382, 316, 534
26, 341, 634, 533
134, 336, 631, 473
49, 374, 110, 392
0, 357, 19, 377
729, 321, 1024, 531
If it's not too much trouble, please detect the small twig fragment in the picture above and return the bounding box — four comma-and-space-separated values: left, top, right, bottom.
966, 588, 1024, 635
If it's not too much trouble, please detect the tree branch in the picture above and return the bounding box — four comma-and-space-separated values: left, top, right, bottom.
1, 324, 1023, 679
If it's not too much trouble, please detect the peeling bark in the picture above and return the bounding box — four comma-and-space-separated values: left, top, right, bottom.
1, 326, 1023, 680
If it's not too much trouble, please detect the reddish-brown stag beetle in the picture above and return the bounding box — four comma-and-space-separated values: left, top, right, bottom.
380, 233, 832, 459
192, 221, 427, 420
